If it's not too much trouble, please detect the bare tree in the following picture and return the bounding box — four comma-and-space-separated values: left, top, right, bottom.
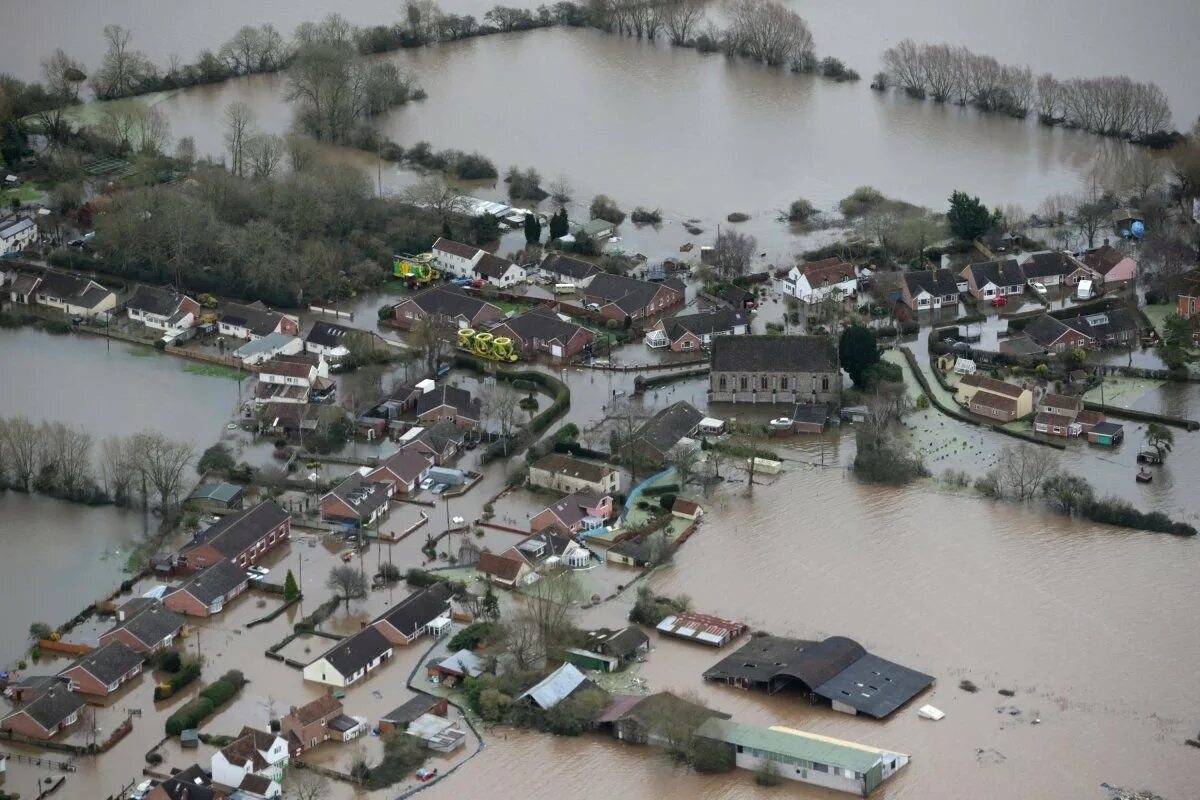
548, 176, 572, 209
284, 768, 331, 800
326, 564, 368, 611
668, 443, 701, 487
1121, 149, 1167, 200
91, 24, 154, 99
1035, 73, 1061, 122
133, 431, 194, 512
994, 445, 1056, 501
245, 133, 285, 179
499, 610, 542, 670
101, 435, 142, 506
490, 388, 521, 456
661, 0, 705, 46
411, 315, 457, 377
38, 421, 94, 499
285, 133, 319, 173
525, 571, 581, 658
882, 39, 925, 95
404, 176, 468, 224
175, 136, 197, 167
712, 228, 757, 278
0, 416, 41, 492
41, 48, 87, 101
224, 102, 256, 177
1072, 184, 1115, 249
727, 0, 814, 68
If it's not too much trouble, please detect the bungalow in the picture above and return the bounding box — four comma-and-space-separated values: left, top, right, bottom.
391, 285, 502, 330
1076, 244, 1137, 284
186, 481, 246, 512
304, 626, 395, 688
234, 332, 304, 366
585, 626, 651, 663
414, 385, 480, 430
0, 216, 37, 253
5, 675, 69, 704
628, 401, 704, 464
0, 685, 86, 741
163, 560, 251, 617
1020, 251, 1090, 288
146, 764, 225, 800
709, 335, 842, 405
402, 418, 465, 465
430, 237, 484, 278
30, 270, 117, 317
219, 301, 299, 340
960, 259, 1026, 300
304, 320, 354, 362
955, 374, 1033, 421
1074, 409, 1106, 435
367, 448, 433, 494
477, 550, 532, 588
582, 272, 684, 322
518, 663, 593, 710
125, 285, 200, 333
646, 308, 749, 351
530, 492, 612, 534
179, 500, 291, 572
472, 252, 526, 288
528, 453, 620, 496
510, 525, 592, 570
379, 694, 448, 735
782, 257, 857, 304
1034, 411, 1074, 437
99, 600, 185, 654
280, 694, 344, 754
211, 727, 289, 798
900, 268, 960, 311
58, 641, 143, 697
540, 253, 601, 287
606, 536, 655, 568
1025, 314, 1095, 353
489, 306, 594, 360
575, 218, 616, 243
371, 583, 454, 647
1062, 308, 1140, 348
320, 472, 394, 527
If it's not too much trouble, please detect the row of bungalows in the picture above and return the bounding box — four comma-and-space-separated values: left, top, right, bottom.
477, 525, 593, 589
2, 267, 116, 317
644, 307, 750, 351
303, 584, 453, 687
1022, 308, 1141, 354
178, 500, 291, 573
391, 284, 501, 330
579, 271, 685, 322
954, 374, 1034, 421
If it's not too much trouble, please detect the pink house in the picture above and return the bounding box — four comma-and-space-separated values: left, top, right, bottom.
530, 492, 613, 534
1077, 244, 1137, 285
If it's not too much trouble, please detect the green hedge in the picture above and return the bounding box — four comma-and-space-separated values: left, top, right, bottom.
165, 698, 214, 736
452, 355, 571, 461
153, 659, 201, 701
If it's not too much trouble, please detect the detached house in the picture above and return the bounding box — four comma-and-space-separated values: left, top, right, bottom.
304, 627, 394, 688
19, 270, 117, 317
582, 272, 684, 322
900, 269, 960, 311
646, 308, 749, 351
391, 284, 502, 329
372, 583, 454, 647
0, 216, 38, 254
125, 285, 200, 333
163, 560, 251, 618
955, 374, 1033, 421
179, 500, 291, 572
960, 259, 1026, 300
709, 335, 841, 405
473, 252, 526, 287
1020, 251, 1091, 288
402, 419, 465, 465
1025, 314, 1094, 353
490, 306, 594, 360
1034, 393, 1085, 438
211, 727, 289, 798
280, 694, 345, 754
219, 301, 299, 340
541, 253, 601, 288
782, 258, 857, 304
99, 599, 185, 654
477, 550, 532, 589
430, 237, 483, 277
320, 472, 394, 527
529, 453, 620, 496
304, 320, 353, 362
530, 492, 613, 534
367, 448, 433, 494
58, 641, 143, 697
259, 354, 330, 391
628, 401, 704, 464
0, 685, 86, 741
1076, 244, 1137, 284
414, 385, 480, 429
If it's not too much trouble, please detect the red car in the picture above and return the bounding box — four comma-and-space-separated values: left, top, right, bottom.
416, 768, 438, 782
990, 296, 1008, 307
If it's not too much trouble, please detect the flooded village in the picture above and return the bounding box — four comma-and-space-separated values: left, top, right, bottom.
2, 2, 1200, 800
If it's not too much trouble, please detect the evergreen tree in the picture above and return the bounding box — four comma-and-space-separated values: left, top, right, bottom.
548, 208, 569, 240
283, 569, 300, 602
838, 324, 880, 387
523, 212, 541, 244
442, 219, 453, 239
946, 190, 992, 241
482, 584, 500, 620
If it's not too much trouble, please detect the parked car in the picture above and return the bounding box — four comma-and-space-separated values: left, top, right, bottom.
1030, 282, 1048, 295
431, 483, 448, 495
416, 768, 438, 782
990, 296, 1008, 307
419, 477, 434, 490
246, 566, 269, 582
130, 780, 154, 799
585, 302, 602, 312
449, 276, 471, 286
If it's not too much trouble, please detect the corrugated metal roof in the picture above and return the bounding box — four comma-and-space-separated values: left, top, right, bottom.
518, 662, 588, 709
696, 718, 890, 774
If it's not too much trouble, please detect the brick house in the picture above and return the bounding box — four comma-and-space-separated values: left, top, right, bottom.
401, 419, 464, 465
414, 385, 480, 430
280, 694, 344, 754
955, 374, 1033, 421
371, 583, 454, 646
900, 268, 960, 311
58, 641, 143, 697
530, 492, 613, 534
646, 308, 749, 351
581, 272, 684, 322
708, 335, 841, 405
0, 685, 85, 740
1020, 251, 1092, 288
320, 472, 394, 526
489, 306, 595, 360
960, 259, 1026, 300
100, 600, 185, 654
1025, 314, 1096, 353
366, 448, 433, 494
179, 501, 291, 573
390, 285, 502, 330
163, 560, 251, 618
1076, 243, 1138, 284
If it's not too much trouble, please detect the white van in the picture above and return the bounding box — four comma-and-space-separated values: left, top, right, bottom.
1075, 279, 1094, 300
554, 283, 576, 295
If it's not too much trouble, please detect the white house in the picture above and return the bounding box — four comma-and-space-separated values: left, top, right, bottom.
219, 301, 299, 340
258, 354, 329, 389
0, 217, 38, 254
782, 258, 857, 304
31, 271, 117, 317
304, 321, 353, 362
303, 626, 394, 688
473, 252, 526, 288
235, 332, 304, 366
211, 727, 289, 798
125, 285, 201, 334
430, 237, 484, 277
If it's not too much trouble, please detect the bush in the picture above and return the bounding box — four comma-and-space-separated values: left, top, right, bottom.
153, 656, 201, 701
692, 738, 735, 772
725, 212, 750, 222
159, 651, 182, 673
839, 186, 885, 217
166, 697, 215, 735
629, 586, 690, 625
630, 206, 662, 225
448, 621, 498, 652
785, 198, 817, 223
364, 733, 428, 790
819, 57, 859, 81
659, 493, 677, 511
589, 194, 626, 225
28, 622, 52, 641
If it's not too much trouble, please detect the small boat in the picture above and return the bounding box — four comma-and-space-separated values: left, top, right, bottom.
917, 704, 945, 721
1136, 468, 1153, 483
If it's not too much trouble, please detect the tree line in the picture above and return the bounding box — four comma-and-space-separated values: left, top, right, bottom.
0, 416, 194, 511
880, 39, 1173, 140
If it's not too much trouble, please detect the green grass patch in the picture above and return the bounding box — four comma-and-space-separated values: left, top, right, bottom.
182, 363, 245, 380
1, 185, 42, 203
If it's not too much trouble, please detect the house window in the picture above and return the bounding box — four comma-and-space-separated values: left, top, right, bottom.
822, 376, 830, 391
760, 376, 768, 390
779, 377, 788, 390
719, 376, 727, 390
739, 376, 748, 390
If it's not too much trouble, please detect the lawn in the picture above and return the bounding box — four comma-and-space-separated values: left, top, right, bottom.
1, 184, 43, 204
182, 362, 247, 380
1082, 375, 1164, 409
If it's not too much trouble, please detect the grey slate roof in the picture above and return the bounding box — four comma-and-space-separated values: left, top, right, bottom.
964, 258, 1025, 288
187, 500, 288, 560
403, 285, 496, 320
220, 301, 285, 336
903, 268, 960, 297
585, 272, 672, 315
9, 684, 85, 731
473, 252, 516, 279
187, 481, 244, 504
415, 385, 478, 420
664, 308, 747, 341
432, 237, 482, 260
109, 601, 184, 648
498, 306, 587, 345
410, 418, 465, 455
531, 453, 613, 484
1021, 251, 1077, 279
1025, 314, 1076, 347
156, 764, 221, 800
1062, 307, 1140, 340
0, 216, 35, 240
316, 625, 393, 677
589, 626, 650, 659
541, 253, 600, 280
172, 560, 249, 605
381, 693, 442, 727
632, 401, 703, 458
126, 285, 193, 316
305, 320, 353, 348
374, 583, 452, 638
324, 472, 392, 520
710, 335, 837, 373
61, 641, 143, 686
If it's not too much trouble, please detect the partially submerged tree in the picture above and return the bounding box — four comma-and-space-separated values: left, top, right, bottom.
326, 564, 367, 611
1145, 423, 1174, 461
838, 325, 880, 387
712, 228, 756, 278
990, 444, 1056, 501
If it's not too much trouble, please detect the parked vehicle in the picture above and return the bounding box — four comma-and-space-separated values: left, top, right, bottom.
431, 483, 448, 495
416, 768, 438, 782
990, 296, 1008, 307
554, 283, 576, 294
419, 477, 434, 490
1076, 279, 1094, 300
1030, 282, 1048, 295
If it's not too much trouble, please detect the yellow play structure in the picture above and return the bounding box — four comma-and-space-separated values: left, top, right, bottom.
393, 252, 440, 283
457, 329, 518, 362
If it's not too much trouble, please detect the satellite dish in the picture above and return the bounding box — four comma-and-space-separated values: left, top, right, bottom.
1130, 220, 1146, 239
